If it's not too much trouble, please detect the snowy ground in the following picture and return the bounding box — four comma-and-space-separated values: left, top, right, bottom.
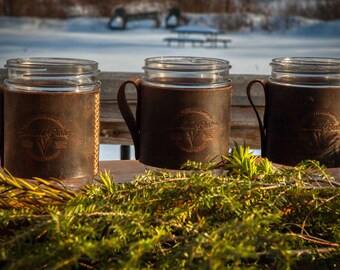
0, 16, 339, 160
1, 17, 340, 75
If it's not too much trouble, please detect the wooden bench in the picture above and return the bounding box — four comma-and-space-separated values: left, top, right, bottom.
165, 7, 187, 29
0, 69, 266, 159
206, 38, 232, 48
164, 37, 205, 47
108, 8, 160, 30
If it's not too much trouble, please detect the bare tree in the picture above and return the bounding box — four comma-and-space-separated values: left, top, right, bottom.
225, 0, 231, 13
3, 0, 13, 15
315, 0, 340, 20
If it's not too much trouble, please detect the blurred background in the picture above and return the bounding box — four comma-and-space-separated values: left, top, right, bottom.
1, 0, 340, 30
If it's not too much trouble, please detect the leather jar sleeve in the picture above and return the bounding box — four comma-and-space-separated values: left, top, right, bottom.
3, 88, 100, 180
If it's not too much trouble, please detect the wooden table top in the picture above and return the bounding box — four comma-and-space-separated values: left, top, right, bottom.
86, 160, 340, 189
99, 160, 146, 183
102, 160, 340, 179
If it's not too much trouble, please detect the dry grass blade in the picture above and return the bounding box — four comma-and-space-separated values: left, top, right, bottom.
0, 173, 77, 211
289, 233, 340, 247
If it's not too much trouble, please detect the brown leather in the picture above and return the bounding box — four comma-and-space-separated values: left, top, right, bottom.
118, 80, 232, 169
248, 80, 340, 167
0, 86, 3, 168
3, 88, 100, 180
117, 77, 141, 159
246, 79, 267, 156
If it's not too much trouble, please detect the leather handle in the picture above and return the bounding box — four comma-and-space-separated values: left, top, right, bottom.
117, 77, 141, 159
0, 87, 3, 168
247, 79, 267, 157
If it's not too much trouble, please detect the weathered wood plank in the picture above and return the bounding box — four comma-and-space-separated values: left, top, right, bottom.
99, 72, 266, 105
99, 112, 263, 148
0, 69, 266, 148
99, 102, 264, 148
0, 69, 6, 84
1, 69, 266, 104
101, 102, 264, 125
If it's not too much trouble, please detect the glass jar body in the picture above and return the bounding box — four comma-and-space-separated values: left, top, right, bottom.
2, 58, 101, 180
265, 57, 340, 167
118, 56, 233, 169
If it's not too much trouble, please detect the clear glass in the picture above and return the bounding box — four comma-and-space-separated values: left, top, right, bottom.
4, 57, 100, 92
142, 56, 231, 89
269, 57, 340, 87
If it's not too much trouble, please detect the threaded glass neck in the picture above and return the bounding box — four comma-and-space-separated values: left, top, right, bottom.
270, 57, 340, 87
142, 56, 231, 89
4, 57, 100, 92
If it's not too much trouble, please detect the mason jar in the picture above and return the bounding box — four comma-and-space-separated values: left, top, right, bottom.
247, 57, 340, 167
3, 57, 101, 179
118, 56, 232, 169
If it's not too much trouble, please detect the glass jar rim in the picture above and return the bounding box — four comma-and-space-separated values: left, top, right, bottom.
5, 57, 98, 70
143, 56, 231, 71
270, 57, 340, 73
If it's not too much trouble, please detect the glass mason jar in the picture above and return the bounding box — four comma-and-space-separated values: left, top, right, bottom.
247, 57, 340, 167
118, 56, 232, 169
3, 57, 101, 180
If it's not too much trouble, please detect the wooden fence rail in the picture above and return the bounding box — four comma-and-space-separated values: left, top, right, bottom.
0, 69, 267, 156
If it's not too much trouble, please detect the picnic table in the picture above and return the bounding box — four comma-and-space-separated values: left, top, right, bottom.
164, 25, 232, 48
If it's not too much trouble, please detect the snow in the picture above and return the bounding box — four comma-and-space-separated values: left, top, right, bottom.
288, 19, 340, 37
0, 15, 339, 160
0, 16, 339, 75
174, 25, 221, 34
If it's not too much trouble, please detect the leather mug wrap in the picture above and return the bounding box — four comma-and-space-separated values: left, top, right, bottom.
119, 80, 232, 169
3, 88, 100, 179
248, 81, 340, 167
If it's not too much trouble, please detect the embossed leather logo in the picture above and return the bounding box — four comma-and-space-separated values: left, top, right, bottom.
171, 108, 217, 153
18, 115, 71, 161
298, 111, 340, 156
